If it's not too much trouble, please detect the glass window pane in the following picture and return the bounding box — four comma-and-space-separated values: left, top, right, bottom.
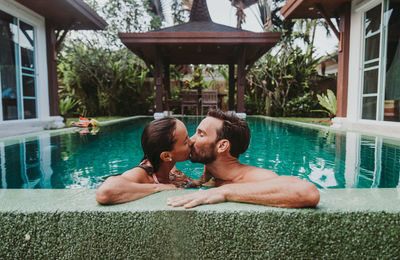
363, 69, 379, 94
23, 99, 36, 119
19, 21, 34, 69
362, 97, 377, 120
0, 10, 18, 120
21, 47, 34, 69
384, 0, 400, 122
364, 34, 381, 61
365, 4, 382, 36
22, 75, 35, 97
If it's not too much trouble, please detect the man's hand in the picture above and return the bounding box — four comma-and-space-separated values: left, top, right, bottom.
157, 183, 179, 192
167, 188, 227, 209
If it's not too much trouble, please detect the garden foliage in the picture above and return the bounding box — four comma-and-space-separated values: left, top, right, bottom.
58, 45, 151, 116
57, 0, 161, 116
245, 16, 335, 116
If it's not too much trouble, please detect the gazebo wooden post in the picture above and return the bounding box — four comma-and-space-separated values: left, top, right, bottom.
228, 63, 235, 111
164, 64, 171, 99
236, 47, 246, 118
163, 63, 171, 115
154, 53, 164, 118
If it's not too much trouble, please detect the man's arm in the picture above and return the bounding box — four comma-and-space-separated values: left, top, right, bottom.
96, 168, 176, 205
167, 175, 319, 209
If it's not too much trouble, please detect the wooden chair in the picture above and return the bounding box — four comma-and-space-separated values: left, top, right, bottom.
181, 89, 199, 115
201, 90, 218, 115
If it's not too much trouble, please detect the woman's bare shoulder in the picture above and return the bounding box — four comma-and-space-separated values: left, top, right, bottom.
120, 167, 153, 183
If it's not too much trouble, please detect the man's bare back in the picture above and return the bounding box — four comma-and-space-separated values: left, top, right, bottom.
213, 164, 278, 186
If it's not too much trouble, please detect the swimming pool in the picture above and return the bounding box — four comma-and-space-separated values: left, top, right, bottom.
1, 116, 399, 189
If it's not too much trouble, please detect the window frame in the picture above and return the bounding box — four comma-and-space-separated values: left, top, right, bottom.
359, 0, 396, 122
360, 1, 385, 121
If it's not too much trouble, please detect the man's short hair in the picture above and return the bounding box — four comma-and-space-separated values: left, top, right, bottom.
207, 109, 250, 158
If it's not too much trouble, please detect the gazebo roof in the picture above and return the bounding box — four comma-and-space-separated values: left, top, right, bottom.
119, 0, 281, 65
281, 0, 351, 19
15, 0, 107, 30
154, 21, 249, 33
119, 31, 281, 65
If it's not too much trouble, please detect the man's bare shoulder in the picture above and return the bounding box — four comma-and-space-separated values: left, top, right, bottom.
236, 165, 278, 183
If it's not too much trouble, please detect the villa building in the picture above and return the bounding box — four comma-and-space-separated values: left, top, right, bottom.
282, 0, 400, 137
0, 0, 106, 137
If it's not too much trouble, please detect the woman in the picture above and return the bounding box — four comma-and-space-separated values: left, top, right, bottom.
96, 118, 206, 205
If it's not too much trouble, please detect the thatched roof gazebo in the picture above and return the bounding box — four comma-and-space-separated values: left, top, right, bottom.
119, 0, 281, 118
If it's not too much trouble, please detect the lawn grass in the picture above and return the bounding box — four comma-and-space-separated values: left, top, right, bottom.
276, 117, 331, 126
65, 116, 124, 127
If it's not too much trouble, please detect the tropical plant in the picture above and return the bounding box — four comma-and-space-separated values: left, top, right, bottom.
314, 89, 337, 119
244, 11, 335, 116
285, 92, 319, 117
58, 41, 152, 116
247, 42, 324, 116
59, 96, 80, 122
171, 0, 192, 24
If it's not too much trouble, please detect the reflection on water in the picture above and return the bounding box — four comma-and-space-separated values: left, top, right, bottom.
1, 117, 400, 189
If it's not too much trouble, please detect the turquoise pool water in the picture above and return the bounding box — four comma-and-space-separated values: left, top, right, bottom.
1, 117, 399, 189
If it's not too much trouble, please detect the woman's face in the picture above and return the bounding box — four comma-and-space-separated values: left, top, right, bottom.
170, 120, 191, 162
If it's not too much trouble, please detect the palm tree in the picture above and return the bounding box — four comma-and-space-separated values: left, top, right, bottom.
147, 0, 193, 25
257, 0, 273, 30
229, 0, 258, 29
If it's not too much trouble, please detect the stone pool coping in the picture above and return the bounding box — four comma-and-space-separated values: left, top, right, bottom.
1, 189, 400, 258
1, 189, 400, 212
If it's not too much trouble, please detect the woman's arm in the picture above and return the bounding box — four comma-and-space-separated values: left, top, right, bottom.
96, 168, 176, 205
198, 166, 215, 187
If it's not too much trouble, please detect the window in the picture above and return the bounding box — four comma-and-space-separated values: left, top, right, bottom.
360, 0, 400, 122
361, 4, 382, 120
0, 9, 37, 121
383, 0, 400, 122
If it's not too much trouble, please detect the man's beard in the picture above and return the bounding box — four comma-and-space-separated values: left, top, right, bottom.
190, 143, 217, 164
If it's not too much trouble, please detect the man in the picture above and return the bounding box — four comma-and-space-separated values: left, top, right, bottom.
167, 109, 320, 209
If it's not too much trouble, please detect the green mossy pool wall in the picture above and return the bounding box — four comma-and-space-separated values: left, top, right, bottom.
1, 189, 400, 259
